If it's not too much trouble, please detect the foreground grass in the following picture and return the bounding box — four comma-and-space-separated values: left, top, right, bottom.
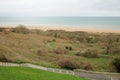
0, 66, 89, 80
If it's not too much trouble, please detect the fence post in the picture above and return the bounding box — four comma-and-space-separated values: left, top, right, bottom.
72, 72, 75, 75
111, 77, 113, 80
53, 69, 54, 72
59, 70, 62, 73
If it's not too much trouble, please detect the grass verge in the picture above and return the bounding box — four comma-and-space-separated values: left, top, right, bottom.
0, 66, 89, 80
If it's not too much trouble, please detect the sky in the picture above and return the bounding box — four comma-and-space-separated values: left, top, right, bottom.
0, 0, 120, 17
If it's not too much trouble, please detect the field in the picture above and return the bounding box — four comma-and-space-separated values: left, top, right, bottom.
0, 66, 88, 80
0, 26, 120, 72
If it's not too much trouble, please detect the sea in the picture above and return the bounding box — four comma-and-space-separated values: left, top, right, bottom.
0, 17, 120, 30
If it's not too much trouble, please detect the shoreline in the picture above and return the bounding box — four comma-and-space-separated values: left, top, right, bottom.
0, 24, 120, 33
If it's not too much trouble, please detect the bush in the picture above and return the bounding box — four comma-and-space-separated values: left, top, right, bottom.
86, 36, 95, 43
0, 53, 7, 62
111, 48, 120, 54
58, 58, 82, 70
54, 48, 68, 54
37, 49, 46, 56
52, 39, 56, 42
0, 47, 12, 62
33, 29, 43, 35
111, 57, 120, 73
75, 50, 85, 56
76, 49, 99, 58
84, 62, 93, 71
12, 25, 30, 34
65, 46, 73, 50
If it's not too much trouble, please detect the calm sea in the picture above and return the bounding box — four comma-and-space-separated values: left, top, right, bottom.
0, 17, 120, 30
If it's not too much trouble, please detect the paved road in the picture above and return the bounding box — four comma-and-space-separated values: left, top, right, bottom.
75, 70, 120, 80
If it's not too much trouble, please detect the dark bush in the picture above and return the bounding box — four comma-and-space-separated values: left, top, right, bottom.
37, 49, 46, 56
52, 39, 56, 42
84, 62, 93, 71
65, 46, 73, 50
111, 48, 120, 54
76, 49, 99, 58
58, 58, 82, 70
111, 57, 120, 73
0, 53, 8, 62
54, 48, 68, 54
0, 47, 12, 62
12, 25, 30, 34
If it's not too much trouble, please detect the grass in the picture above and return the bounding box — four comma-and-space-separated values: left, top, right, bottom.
77, 57, 112, 72
48, 42, 56, 48
0, 66, 89, 80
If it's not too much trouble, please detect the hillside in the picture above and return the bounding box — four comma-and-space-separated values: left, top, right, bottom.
0, 26, 120, 72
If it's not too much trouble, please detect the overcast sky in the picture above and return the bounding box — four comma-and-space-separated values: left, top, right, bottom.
0, 0, 120, 17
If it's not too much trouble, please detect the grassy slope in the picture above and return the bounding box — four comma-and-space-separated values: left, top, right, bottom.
0, 66, 89, 80
0, 32, 119, 71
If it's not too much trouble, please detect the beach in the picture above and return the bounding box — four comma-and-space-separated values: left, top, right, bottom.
0, 24, 120, 33
0, 17, 120, 33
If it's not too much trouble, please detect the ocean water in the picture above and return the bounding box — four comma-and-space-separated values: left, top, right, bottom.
0, 17, 120, 30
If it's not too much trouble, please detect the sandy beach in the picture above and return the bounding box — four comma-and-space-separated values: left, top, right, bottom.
0, 24, 120, 33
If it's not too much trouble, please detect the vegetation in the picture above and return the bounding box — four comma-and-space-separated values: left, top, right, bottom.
0, 66, 89, 80
111, 57, 120, 73
76, 49, 99, 58
0, 26, 120, 72
12, 25, 30, 34
58, 57, 82, 70
84, 62, 93, 71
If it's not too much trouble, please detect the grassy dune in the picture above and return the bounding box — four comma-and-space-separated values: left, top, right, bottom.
0, 26, 120, 72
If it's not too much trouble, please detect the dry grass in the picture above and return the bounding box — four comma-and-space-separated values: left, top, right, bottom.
0, 27, 120, 72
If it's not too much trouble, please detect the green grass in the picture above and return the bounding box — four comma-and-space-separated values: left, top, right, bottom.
0, 66, 89, 80
48, 42, 56, 48
77, 57, 112, 72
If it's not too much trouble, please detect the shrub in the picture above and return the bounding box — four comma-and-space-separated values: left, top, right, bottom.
65, 46, 73, 51
75, 50, 85, 56
84, 62, 93, 71
86, 36, 95, 43
54, 48, 68, 54
76, 49, 99, 58
0, 53, 7, 62
111, 57, 120, 73
0, 47, 12, 62
58, 58, 82, 70
12, 25, 30, 34
37, 49, 46, 56
52, 39, 56, 42
111, 48, 120, 54
32, 29, 43, 35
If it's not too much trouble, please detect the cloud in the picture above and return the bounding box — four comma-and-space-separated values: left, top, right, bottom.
94, 0, 120, 11
0, 0, 120, 16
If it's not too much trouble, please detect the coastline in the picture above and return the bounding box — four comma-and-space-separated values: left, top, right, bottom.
0, 24, 120, 33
